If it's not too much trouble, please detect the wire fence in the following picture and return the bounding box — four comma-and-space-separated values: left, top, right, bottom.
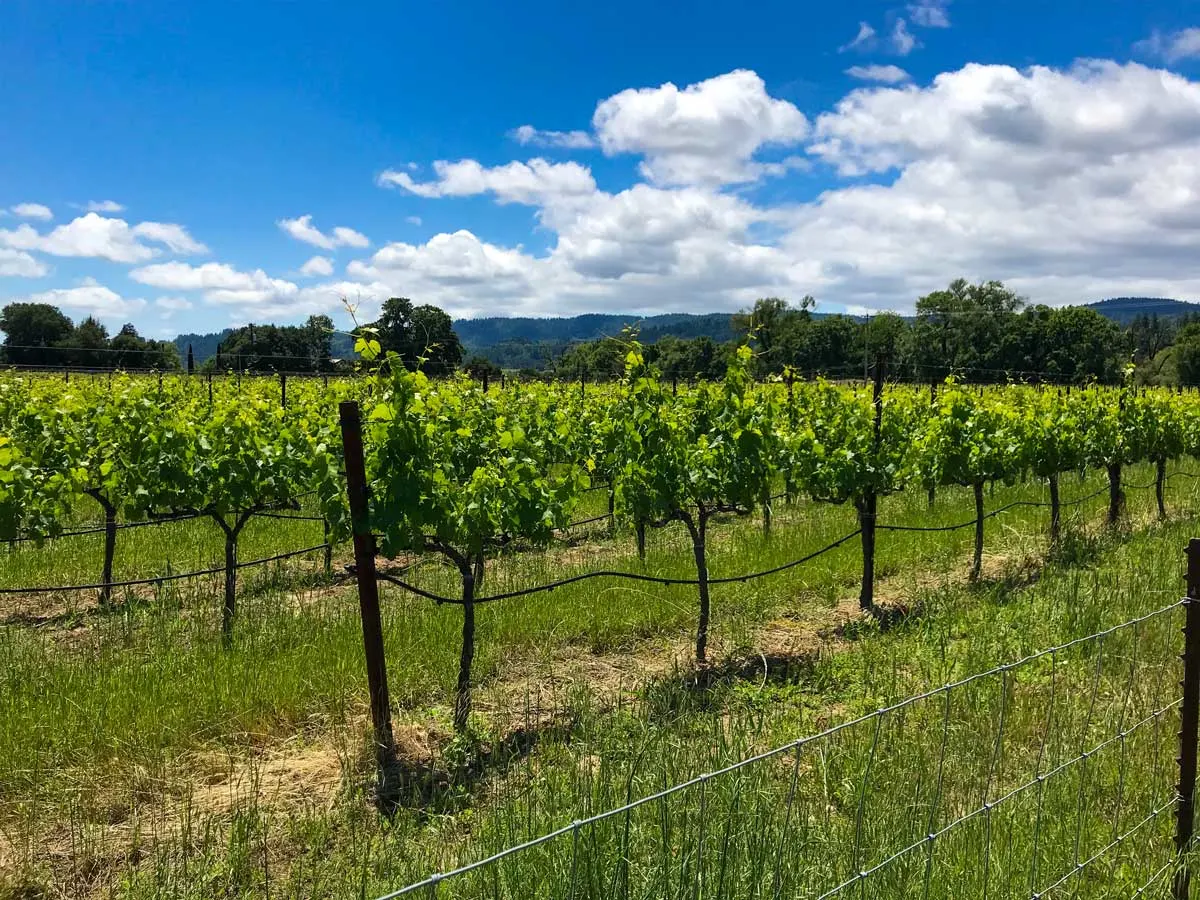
0, 464, 1183, 600
369, 472, 1172, 609
0, 543, 332, 595
376, 599, 1191, 899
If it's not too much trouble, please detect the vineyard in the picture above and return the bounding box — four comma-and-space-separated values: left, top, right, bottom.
4, 348, 1200, 897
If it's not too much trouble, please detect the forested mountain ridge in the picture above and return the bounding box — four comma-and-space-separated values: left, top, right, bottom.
163, 297, 1199, 367
1082, 297, 1200, 324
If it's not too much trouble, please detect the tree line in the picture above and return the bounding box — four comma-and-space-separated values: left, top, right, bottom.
6, 280, 1200, 382
544, 280, 1200, 385
0, 303, 180, 370
0, 297, 464, 374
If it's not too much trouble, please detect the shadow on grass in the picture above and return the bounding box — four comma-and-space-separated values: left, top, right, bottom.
377, 712, 583, 817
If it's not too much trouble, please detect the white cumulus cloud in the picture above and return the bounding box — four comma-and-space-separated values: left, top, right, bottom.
277, 214, 369, 250
129, 260, 297, 304
299, 255, 334, 277
22, 279, 146, 318
10, 203, 52, 220
908, 1, 950, 28
511, 125, 596, 149
356, 62, 1200, 317
379, 158, 597, 206
0, 248, 49, 277
591, 70, 809, 186
131, 221, 209, 255
86, 200, 126, 213
0, 213, 205, 263
846, 65, 912, 84
1135, 28, 1200, 64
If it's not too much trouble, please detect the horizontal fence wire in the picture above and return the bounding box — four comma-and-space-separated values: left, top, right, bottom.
1131, 859, 1176, 896
379, 599, 1186, 899
813, 703, 1181, 900
4, 491, 324, 545
375, 471, 1184, 606
877, 484, 1111, 533
0, 543, 331, 595
374, 528, 863, 606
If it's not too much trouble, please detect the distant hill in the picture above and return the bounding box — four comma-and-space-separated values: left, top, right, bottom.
454, 312, 738, 351
173, 329, 234, 366
171, 299, 1200, 368
1084, 297, 1200, 324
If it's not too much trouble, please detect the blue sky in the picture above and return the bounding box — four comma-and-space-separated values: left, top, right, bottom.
4, 0, 1200, 336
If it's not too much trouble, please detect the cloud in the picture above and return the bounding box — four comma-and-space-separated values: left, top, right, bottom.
299, 255, 334, 277
406, 215, 423, 225
511, 125, 596, 149
343, 61, 1200, 318
0, 213, 205, 263
840, 22, 878, 53
348, 230, 538, 293
17, 61, 1200, 327
0, 248, 49, 277
131, 221, 209, 254
379, 158, 597, 206
1135, 28, 1200, 64
22, 279, 145, 318
130, 260, 299, 308
591, 70, 809, 186
908, 1, 950, 28
846, 65, 912, 84
10, 203, 52, 220
890, 19, 918, 56
87, 200, 125, 213
778, 60, 1200, 308
155, 296, 193, 312
277, 214, 369, 250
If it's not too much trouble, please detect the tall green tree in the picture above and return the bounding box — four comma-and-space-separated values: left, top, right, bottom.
0, 303, 74, 365
909, 279, 1025, 380
57, 317, 110, 368
371, 298, 463, 375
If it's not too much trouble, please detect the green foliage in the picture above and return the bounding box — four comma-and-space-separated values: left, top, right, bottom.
356, 367, 585, 559
0, 304, 180, 370
213, 315, 334, 372
915, 382, 1025, 488
612, 343, 778, 525
0, 302, 74, 365
793, 380, 917, 503
369, 297, 464, 376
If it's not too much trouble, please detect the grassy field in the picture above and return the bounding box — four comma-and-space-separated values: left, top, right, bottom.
1, 462, 1197, 897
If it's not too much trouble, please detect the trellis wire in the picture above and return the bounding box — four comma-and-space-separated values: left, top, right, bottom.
2, 464, 1185, 599
0, 543, 331, 594
4, 488, 323, 544
373, 471, 1178, 607
378, 599, 1186, 899
374, 528, 863, 605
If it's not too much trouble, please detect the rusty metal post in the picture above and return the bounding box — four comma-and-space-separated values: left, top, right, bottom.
338, 401, 396, 791
1176, 538, 1200, 898
1171, 540, 1200, 897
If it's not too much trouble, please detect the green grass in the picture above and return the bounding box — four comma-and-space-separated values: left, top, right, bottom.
1, 463, 1197, 897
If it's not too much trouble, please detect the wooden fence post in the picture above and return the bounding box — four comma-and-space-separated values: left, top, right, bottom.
858, 356, 885, 611
1175, 538, 1200, 899
928, 379, 938, 508
338, 401, 396, 794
